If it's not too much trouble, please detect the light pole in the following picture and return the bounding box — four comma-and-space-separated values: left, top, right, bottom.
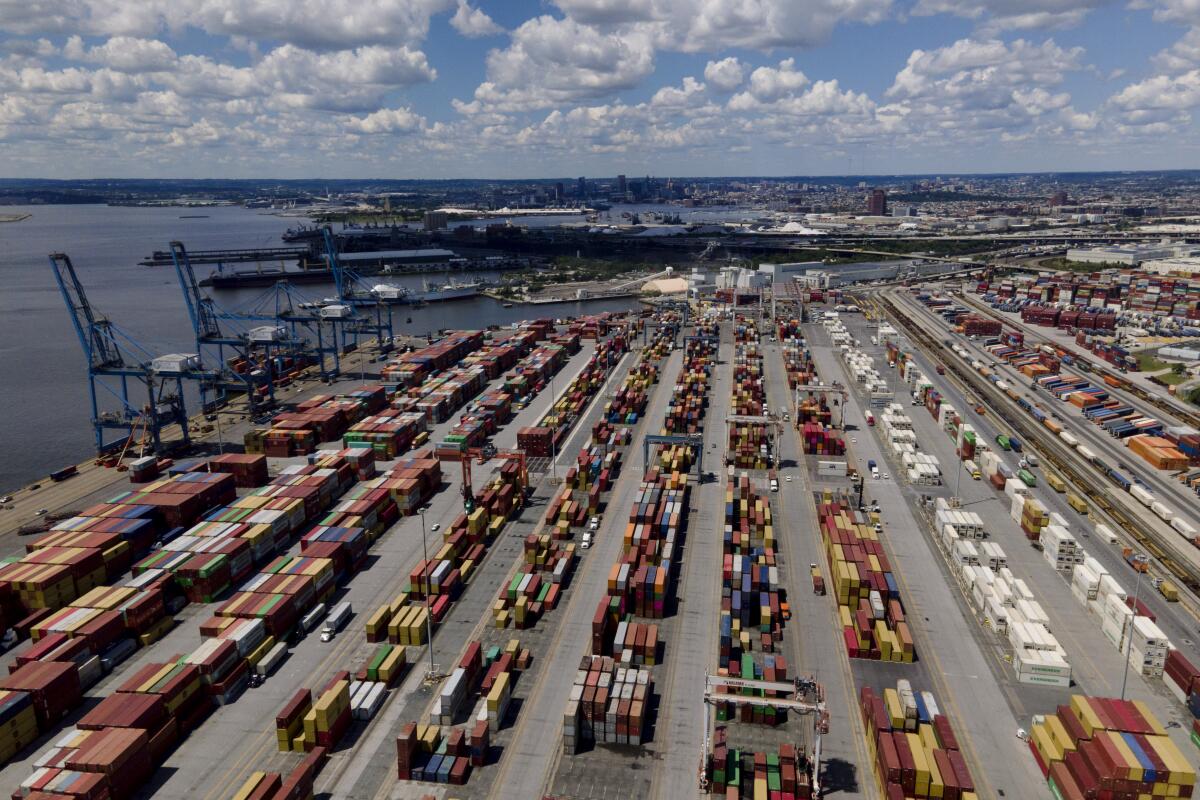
1120, 553, 1148, 701
954, 451, 963, 501
549, 368, 558, 481
418, 506, 436, 679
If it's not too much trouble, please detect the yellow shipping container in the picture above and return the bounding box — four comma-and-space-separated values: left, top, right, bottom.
487, 672, 510, 710
379, 646, 407, 685
232, 772, 273, 800
907, 732, 930, 794
884, 689, 904, 729
1070, 695, 1103, 737
1144, 735, 1197, 785
247, 635, 277, 666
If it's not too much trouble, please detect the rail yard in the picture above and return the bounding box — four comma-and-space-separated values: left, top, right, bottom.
3, 272, 1200, 800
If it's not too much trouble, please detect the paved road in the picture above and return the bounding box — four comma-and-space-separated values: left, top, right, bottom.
763, 340, 875, 800
855, 308, 1200, 760
807, 321, 1045, 800
484, 348, 685, 799
649, 326, 730, 799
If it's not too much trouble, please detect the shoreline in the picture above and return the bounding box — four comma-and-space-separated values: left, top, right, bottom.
0, 213, 30, 223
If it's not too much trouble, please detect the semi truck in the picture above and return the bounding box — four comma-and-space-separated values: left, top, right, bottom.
321, 602, 353, 642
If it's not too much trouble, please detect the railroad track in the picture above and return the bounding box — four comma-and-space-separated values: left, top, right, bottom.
870, 291, 1200, 610
959, 293, 1200, 431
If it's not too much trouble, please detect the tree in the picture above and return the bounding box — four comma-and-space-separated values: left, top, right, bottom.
1172, 362, 1186, 376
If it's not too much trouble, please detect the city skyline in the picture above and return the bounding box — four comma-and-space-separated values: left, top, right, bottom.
1, 0, 1199, 178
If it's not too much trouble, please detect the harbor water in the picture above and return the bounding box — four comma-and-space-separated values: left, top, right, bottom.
0, 204, 637, 491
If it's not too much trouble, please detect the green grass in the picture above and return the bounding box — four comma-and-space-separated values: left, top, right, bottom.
1137, 352, 1172, 372
1156, 371, 1188, 386
1036, 257, 1122, 273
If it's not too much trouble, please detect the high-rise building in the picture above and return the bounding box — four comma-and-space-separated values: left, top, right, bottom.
617, 174, 627, 196
554, 182, 564, 203
1051, 191, 1068, 207
423, 210, 448, 231
577, 176, 586, 197
867, 189, 887, 216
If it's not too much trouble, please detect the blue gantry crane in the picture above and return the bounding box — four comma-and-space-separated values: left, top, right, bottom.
170, 240, 308, 413
49, 252, 207, 456
321, 226, 396, 341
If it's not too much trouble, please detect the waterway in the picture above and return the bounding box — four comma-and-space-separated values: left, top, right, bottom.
0, 204, 638, 491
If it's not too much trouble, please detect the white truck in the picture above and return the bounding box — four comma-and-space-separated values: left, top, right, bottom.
321, 602, 353, 642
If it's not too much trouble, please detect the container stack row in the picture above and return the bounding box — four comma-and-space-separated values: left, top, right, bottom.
563, 656, 653, 753
1027, 695, 1195, 800
705, 727, 813, 799
818, 496, 915, 662
664, 336, 715, 435
861, 682, 977, 800
394, 639, 525, 784
714, 470, 793, 726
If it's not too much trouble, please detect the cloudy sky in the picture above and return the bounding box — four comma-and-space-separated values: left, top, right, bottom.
0, 0, 1196, 178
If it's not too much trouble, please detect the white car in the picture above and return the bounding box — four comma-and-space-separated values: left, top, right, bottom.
882, 473, 890, 480
581, 532, 593, 549
588, 516, 600, 531
850, 437, 857, 444
785, 475, 793, 483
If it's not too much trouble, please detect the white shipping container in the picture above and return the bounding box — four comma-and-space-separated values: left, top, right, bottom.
1131, 485, 1155, 507
1150, 502, 1175, 522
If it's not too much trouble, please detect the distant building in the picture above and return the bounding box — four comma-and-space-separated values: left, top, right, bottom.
554, 182, 564, 203
717, 266, 769, 291
758, 261, 823, 280
1159, 345, 1200, 361
1067, 243, 1195, 266
577, 176, 587, 197
423, 210, 448, 231
867, 189, 887, 216
1051, 191, 1068, 206
1140, 256, 1200, 276
617, 174, 627, 196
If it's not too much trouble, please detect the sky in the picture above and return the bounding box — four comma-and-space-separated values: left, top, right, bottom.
0, 0, 1197, 178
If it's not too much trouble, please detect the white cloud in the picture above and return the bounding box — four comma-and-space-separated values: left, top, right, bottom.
1151, 28, 1200, 72
704, 57, 745, 92
911, 0, 1111, 31
450, 1, 503, 37
0, 0, 453, 49
1133, 0, 1200, 26
650, 76, 706, 107
551, 0, 890, 51
347, 106, 425, 133
458, 15, 654, 112
1110, 70, 1200, 116
165, 44, 435, 112
744, 58, 810, 102
886, 38, 1083, 100
64, 35, 178, 72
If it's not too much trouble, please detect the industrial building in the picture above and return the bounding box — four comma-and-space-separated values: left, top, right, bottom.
1066, 242, 1199, 266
